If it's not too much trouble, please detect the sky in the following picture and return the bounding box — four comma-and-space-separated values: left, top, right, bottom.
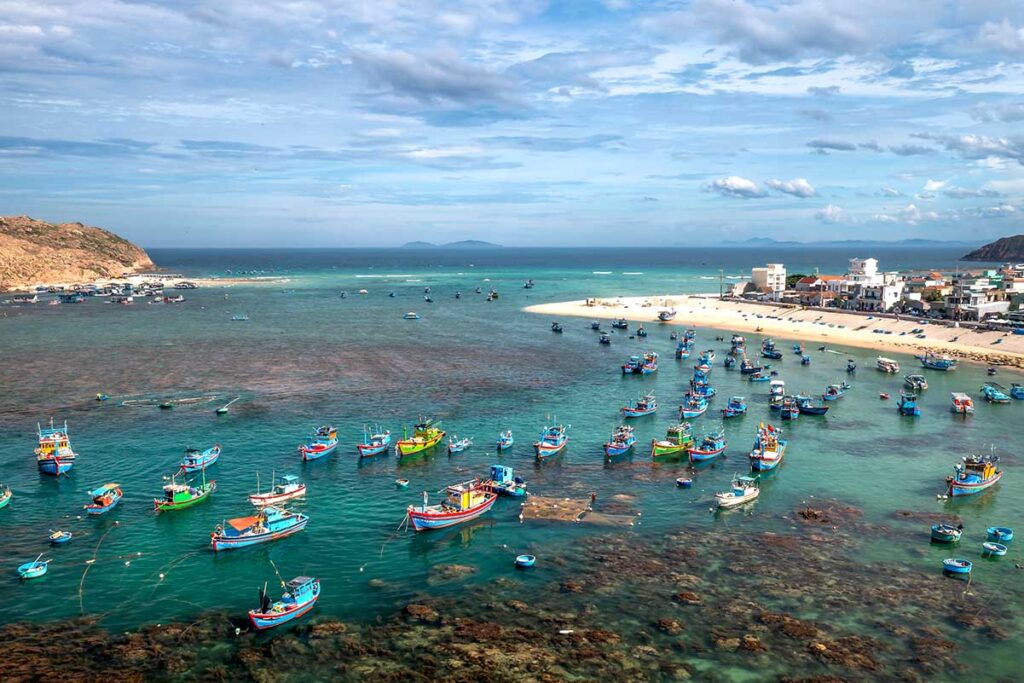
1, 0, 1024, 247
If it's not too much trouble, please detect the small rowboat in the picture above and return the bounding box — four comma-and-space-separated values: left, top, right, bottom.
85, 483, 122, 515
395, 478, 410, 488
447, 436, 473, 455
987, 526, 1013, 543
515, 554, 536, 568
930, 523, 962, 543
180, 444, 221, 472
982, 542, 1007, 557
0, 484, 11, 509
675, 477, 693, 488
18, 554, 49, 580
49, 530, 72, 545
942, 558, 972, 575
715, 475, 759, 508
249, 576, 320, 631
496, 430, 514, 451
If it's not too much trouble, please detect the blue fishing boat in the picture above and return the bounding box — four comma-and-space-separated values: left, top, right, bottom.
551, 321, 563, 333
846, 360, 857, 373
211, 505, 309, 551
987, 526, 1013, 543
897, 392, 921, 416
298, 425, 338, 461
679, 395, 707, 419
749, 423, 786, 471
822, 382, 849, 401
611, 318, 629, 330
942, 558, 971, 575
622, 393, 658, 418
85, 483, 122, 515
591, 321, 602, 330
930, 523, 962, 543
534, 422, 570, 459
800, 355, 811, 365
688, 429, 726, 463
48, 530, 72, 545
603, 425, 636, 457
919, 352, 957, 371
447, 436, 473, 455
407, 479, 498, 530
793, 344, 804, 355
946, 453, 1002, 497
496, 430, 514, 451
689, 378, 716, 399
488, 464, 527, 497
674, 341, 690, 360
35, 419, 77, 476
180, 444, 221, 472
723, 355, 735, 368
1011, 384, 1024, 399
761, 339, 782, 360
982, 542, 1007, 556
621, 355, 643, 374
980, 382, 1011, 403
636, 326, 647, 337
779, 397, 800, 420
515, 554, 536, 568
640, 351, 658, 374
599, 333, 611, 345
722, 396, 747, 418
739, 356, 762, 375
795, 395, 829, 416
17, 555, 49, 580
356, 426, 391, 457
249, 576, 320, 631
748, 372, 770, 382
729, 334, 745, 355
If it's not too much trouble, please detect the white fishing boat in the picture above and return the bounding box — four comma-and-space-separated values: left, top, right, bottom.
876, 357, 900, 373
715, 475, 760, 508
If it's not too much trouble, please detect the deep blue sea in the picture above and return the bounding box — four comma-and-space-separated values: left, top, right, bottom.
0, 247, 1019, 680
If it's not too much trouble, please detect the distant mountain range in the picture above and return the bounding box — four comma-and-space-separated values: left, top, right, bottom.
962, 235, 1024, 261
400, 240, 503, 249
720, 237, 978, 248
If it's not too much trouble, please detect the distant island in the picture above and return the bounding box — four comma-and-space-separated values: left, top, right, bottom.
0, 215, 155, 291
962, 235, 1024, 262
721, 237, 977, 248
400, 240, 503, 249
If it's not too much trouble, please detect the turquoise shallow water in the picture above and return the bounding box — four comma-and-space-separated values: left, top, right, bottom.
0, 247, 1020, 678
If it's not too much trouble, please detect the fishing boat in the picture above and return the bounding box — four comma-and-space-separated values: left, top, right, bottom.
487, 464, 527, 497
942, 558, 972, 575
551, 322, 563, 333
534, 422, 570, 459
496, 430, 514, 451
722, 396, 747, 418
879, 392, 890, 400
897, 392, 921, 416
85, 483, 123, 515
658, 308, 677, 321
0, 484, 11, 510
179, 444, 221, 472
599, 333, 611, 345
523, 279, 535, 289
800, 355, 811, 365
980, 382, 1011, 404
636, 326, 647, 337
769, 379, 785, 398
946, 453, 1002, 497
651, 423, 694, 458
1011, 384, 1024, 399
603, 425, 636, 457
298, 425, 338, 461
622, 393, 658, 418
761, 339, 783, 360
876, 357, 900, 373
723, 355, 736, 368
905, 374, 928, 391
249, 576, 320, 631
688, 429, 726, 462
739, 356, 762, 375
930, 523, 963, 543
982, 542, 1008, 557
679, 394, 707, 419
395, 419, 446, 457
395, 478, 409, 488
795, 395, 829, 416
406, 479, 498, 531
640, 351, 658, 374
918, 352, 957, 371
591, 321, 602, 330
611, 318, 629, 330
793, 343, 804, 355
621, 355, 643, 374
780, 396, 800, 420
447, 436, 473, 455
689, 378, 716, 399
210, 505, 309, 551
715, 475, 760, 508
748, 372, 770, 382
248, 474, 306, 507
950, 392, 975, 414
847, 360, 857, 373
749, 423, 786, 471
356, 427, 392, 457
674, 341, 690, 360
231, 313, 249, 321
403, 312, 421, 320
822, 382, 849, 401
155, 471, 216, 511
48, 530, 72, 545
18, 556, 49, 580
515, 554, 536, 568
35, 419, 77, 476
986, 526, 1013, 543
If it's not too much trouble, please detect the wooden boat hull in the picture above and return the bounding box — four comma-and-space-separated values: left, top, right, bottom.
211, 517, 308, 551
249, 591, 319, 630
37, 457, 74, 476
947, 470, 1001, 496
716, 491, 759, 508
86, 495, 122, 515
749, 444, 785, 471
154, 483, 216, 511
248, 486, 306, 507
396, 433, 445, 457
357, 441, 389, 457
408, 493, 497, 531
496, 439, 514, 451
688, 446, 725, 462
49, 532, 72, 545
651, 440, 689, 458
299, 441, 338, 461
621, 407, 657, 418
798, 405, 829, 415
604, 439, 636, 457
930, 525, 961, 543
18, 562, 47, 580
534, 440, 568, 459
942, 559, 971, 574
180, 450, 220, 472
0, 492, 11, 509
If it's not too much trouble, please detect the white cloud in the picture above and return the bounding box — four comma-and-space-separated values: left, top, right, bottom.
705, 175, 766, 198
765, 177, 816, 197
878, 187, 902, 197
897, 203, 939, 224
815, 203, 845, 223
979, 20, 1024, 55
922, 178, 947, 192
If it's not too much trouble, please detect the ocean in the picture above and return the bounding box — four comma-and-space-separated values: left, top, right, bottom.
0, 246, 1019, 680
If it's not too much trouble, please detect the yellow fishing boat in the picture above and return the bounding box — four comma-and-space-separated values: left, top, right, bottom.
395, 419, 446, 457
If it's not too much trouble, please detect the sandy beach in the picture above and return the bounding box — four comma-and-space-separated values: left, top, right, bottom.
525, 294, 1024, 369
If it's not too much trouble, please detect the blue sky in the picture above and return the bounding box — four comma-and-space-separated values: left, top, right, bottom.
1, 0, 1023, 247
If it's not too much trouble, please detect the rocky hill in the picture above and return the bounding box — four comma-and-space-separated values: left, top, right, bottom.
0, 215, 155, 291
962, 235, 1024, 262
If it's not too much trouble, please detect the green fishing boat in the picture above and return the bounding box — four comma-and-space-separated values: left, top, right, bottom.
651, 423, 694, 458
154, 472, 216, 512
395, 419, 446, 457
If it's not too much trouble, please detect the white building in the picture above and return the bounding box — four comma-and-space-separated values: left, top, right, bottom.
751, 263, 786, 301
846, 257, 882, 286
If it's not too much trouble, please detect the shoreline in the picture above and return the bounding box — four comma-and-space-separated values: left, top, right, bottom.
524, 294, 1024, 370
1, 273, 290, 293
